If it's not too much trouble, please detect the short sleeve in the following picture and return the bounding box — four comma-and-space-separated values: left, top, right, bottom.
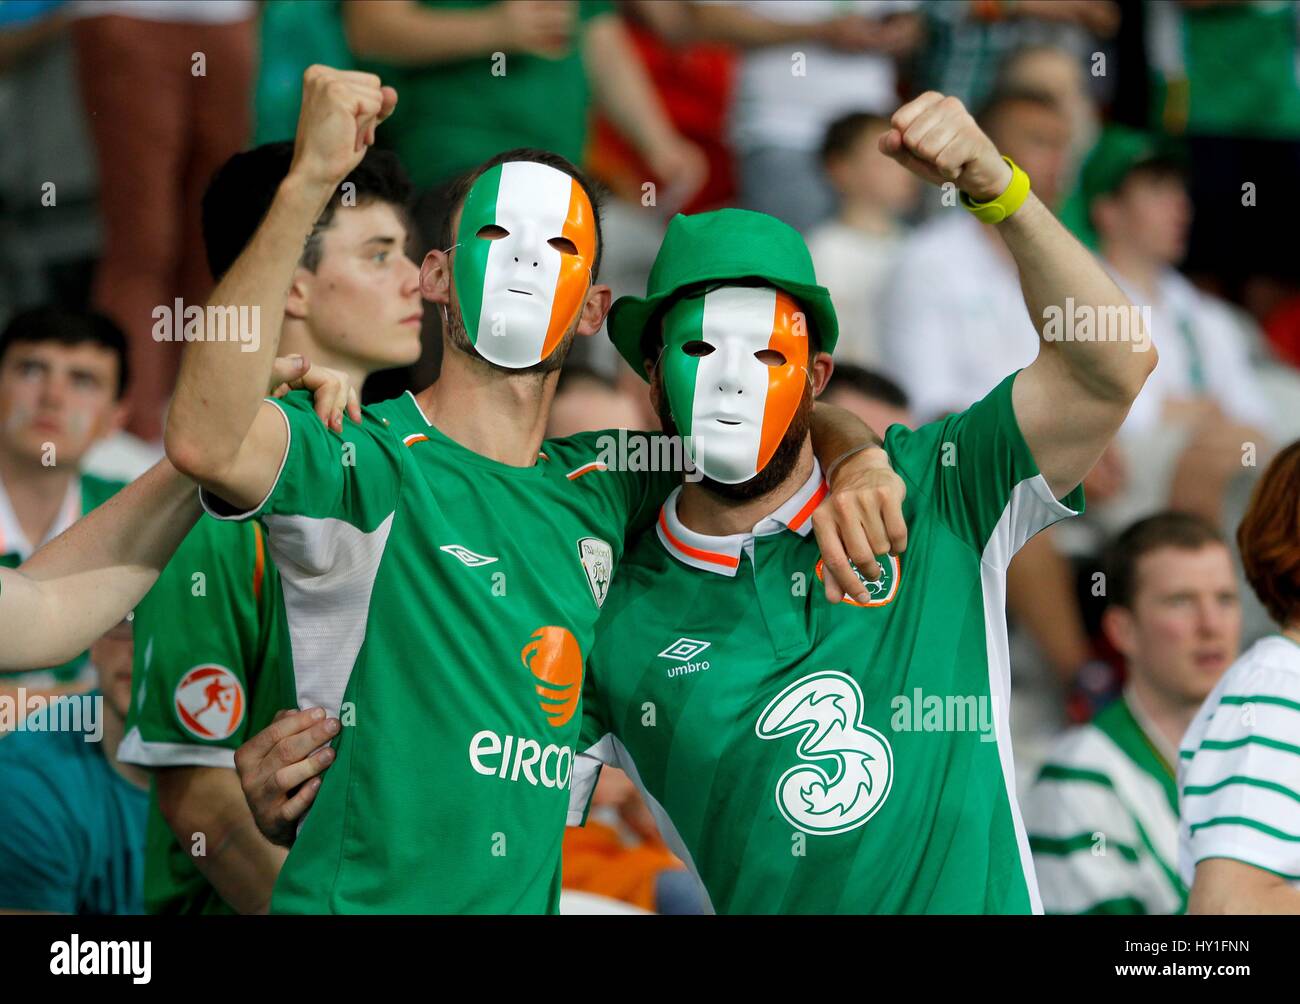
0, 763, 79, 912
885, 371, 1084, 566
120, 518, 271, 769
200, 392, 403, 531
1180, 668, 1300, 881
545, 429, 680, 536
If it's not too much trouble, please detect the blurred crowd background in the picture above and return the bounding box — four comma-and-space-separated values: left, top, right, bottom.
2, 0, 1299, 916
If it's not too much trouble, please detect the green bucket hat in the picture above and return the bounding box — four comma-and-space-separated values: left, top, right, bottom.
607, 208, 839, 381
1079, 125, 1187, 209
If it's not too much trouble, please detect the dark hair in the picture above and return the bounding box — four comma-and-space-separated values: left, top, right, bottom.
640, 280, 823, 375
1237, 440, 1300, 627
436, 148, 605, 280
1104, 512, 1226, 610
820, 112, 891, 166
0, 306, 129, 399
202, 142, 414, 281
974, 86, 1063, 139
823, 363, 909, 409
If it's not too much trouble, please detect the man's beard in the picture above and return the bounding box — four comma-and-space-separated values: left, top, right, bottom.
443, 303, 574, 376
654, 375, 813, 503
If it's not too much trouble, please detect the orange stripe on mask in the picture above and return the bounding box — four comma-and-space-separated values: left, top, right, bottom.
757, 291, 810, 472
541, 177, 597, 359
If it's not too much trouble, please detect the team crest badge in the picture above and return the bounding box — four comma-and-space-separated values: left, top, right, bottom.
173, 665, 245, 741
577, 536, 613, 607
815, 554, 901, 607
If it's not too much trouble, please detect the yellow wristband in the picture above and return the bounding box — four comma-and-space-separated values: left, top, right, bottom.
959, 156, 1031, 224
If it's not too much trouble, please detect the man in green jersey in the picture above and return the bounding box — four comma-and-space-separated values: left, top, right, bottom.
166, 66, 904, 914
119, 143, 423, 914
558, 92, 1156, 914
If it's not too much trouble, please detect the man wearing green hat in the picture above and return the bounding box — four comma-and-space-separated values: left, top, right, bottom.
1080, 124, 1273, 529
560, 91, 1158, 913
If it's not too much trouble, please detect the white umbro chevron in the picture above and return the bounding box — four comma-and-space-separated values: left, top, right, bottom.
439, 544, 499, 567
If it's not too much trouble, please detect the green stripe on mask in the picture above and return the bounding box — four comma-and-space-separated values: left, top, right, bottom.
661, 295, 707, 442
453, 163, 503, 345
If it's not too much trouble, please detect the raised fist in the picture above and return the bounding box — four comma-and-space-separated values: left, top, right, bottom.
289, 65, 398, 192
878, 91, 1012, 202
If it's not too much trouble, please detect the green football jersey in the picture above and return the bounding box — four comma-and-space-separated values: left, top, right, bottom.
203, 390, 672, 914
119, 514, 286, 914
0, 471, 125, 688
572, 373, 1085, 914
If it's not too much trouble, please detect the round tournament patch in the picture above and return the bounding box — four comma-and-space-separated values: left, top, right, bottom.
173, 665, 246, 741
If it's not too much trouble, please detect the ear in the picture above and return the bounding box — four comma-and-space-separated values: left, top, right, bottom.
808, 351, 834, 396
98, 398, 128, 441
421, 248, 452, 306
1101, 604, 1137, 661
575, 283, 613, 338
285, 266, 312, 321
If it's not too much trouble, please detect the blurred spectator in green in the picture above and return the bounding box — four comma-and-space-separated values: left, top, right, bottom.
253, 1, 355, 145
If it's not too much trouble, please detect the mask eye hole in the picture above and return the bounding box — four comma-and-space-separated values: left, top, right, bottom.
547, 236, 578, 255
682, 340, 715, 357
755, 349, 787, 366
476, 225, 510, 240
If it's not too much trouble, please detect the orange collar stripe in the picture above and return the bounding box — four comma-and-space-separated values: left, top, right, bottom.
787, 480, 828, 532
658, 509, 740, 569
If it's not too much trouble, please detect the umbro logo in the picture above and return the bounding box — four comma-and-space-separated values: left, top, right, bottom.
658, 638, 710, 661
440, 544, 499, 567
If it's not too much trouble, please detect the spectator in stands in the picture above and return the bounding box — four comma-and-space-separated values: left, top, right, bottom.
0, 307, 128, 701
0, 615, 147, 914
1025, 512, 1240, 914
1083, 126, 1274, 527
1180, 441, 1300, 913
71, 0, 257, 441
688, 0, 922, 233
819, 363, 915, 434
807, 113, 920, 368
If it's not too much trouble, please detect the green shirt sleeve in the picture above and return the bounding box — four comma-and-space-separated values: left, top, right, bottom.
121, 517, 273, 767
200, 392, 404, 534
885, 371, 1085, 563
545, 428, 681, 536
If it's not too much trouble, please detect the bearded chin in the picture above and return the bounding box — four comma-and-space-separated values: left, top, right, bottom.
443, 303, 574, 375
655, 378, 814, 503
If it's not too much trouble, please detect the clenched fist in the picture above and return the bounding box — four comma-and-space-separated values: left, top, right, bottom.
878, 92, 1012, 202
289, 65, 398, 193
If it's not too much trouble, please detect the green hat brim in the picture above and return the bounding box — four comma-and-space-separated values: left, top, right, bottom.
607, 277, 840, 382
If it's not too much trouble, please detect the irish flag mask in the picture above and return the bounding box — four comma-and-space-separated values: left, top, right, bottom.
452, 161, 597, 369
661, 286, 810, 485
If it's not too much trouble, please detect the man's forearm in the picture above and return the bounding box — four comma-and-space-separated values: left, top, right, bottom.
810, 402, 885, 480
584, 17, 679, 155
688, 2, 823, 47
3, 461, 200, 670
157, 766, 288, 915
996, 193, 1151, 401
166, 177, 327, 479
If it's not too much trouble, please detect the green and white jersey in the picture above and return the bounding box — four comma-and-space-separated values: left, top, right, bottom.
571, 373, 1084, 914
202, 390, 672, 914
0, 470, 124, 688
1178, 635, 1300, 887
119, 515, 286, 914
1025, 692, 1186, 915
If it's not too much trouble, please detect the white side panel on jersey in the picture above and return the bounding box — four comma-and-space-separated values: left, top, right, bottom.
979, 474, 1080, 914
263, 511, 394, 720
573, 732, 716, 915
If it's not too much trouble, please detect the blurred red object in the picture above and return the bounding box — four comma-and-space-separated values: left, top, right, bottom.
587, 21, 736, 214
1263, 295, 1300, 370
